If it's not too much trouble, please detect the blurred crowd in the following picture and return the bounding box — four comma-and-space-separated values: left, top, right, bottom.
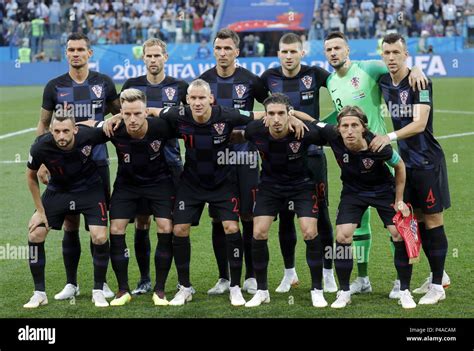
0, 0, 219, 51
1, 0, 473, 57
310, 0, 474, 40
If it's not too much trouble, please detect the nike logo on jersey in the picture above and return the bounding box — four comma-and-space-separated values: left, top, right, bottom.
59, 93, 69, 97
331, 89, 337, 93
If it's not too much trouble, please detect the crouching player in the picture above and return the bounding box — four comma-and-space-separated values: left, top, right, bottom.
232, 93, 328, 308
25, 115, 110, 308
308, 106, 417, 309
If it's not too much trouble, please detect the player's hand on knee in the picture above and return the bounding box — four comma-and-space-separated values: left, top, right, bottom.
369, 134, 390, 153
37, 164, 50, 185
28, 211, 49, 233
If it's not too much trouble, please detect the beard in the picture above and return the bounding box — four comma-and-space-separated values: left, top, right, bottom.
55, 138, 73, 149
330, 58, 347, 70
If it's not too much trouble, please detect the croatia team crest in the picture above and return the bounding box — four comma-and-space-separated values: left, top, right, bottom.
150, 140, 161, 152
81, 145, 92, 157
362, 158, 374, 169
235, 84, 246, 99
301, 75, 312, 89
400, 90, 409, 105
213, 123, 226, 135
350, 77, 360, 89
289, 141, 301, 153
164, 87, 176, 101
91, 85, 102, 98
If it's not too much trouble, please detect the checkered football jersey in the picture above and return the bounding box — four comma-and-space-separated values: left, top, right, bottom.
260, 65, 330, 155
199, 66, 268, 152
160, 105, 254, 190
379, 74, 444, 170
244, 120, 325, 188
314, 123, 396, 196
27, 125, 105, 192
122, 75, 189, 167
108, 117, 174, 186
42, 71, 118, 166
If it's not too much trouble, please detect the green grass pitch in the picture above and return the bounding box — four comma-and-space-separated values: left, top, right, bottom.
0, 78, 473, 318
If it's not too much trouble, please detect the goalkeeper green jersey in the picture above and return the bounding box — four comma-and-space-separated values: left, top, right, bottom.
325, 60, 388, 135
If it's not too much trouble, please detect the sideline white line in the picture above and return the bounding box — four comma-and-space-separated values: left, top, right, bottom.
0, 128, 36, 140
435, 109, 474, 115
1, 132, 473, 165
437, 132, 474, 140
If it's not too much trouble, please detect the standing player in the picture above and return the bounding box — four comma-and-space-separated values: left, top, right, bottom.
323, 31, 430, 296
371, 33, 450, 304
261, 33, 338, 293
237, 94, 328, 308
38, 32, 120, 301
120, 38, 188, 295
199, 29, 269, 295
97, 89, 177, 306
24, 116, 110, 308
309, 106, 416, 309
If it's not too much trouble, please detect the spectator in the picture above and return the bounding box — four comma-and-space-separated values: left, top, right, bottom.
445, 20, 457, 36
105, 11, 116, 30
128, 10, 139, 43
195, 39, 210, 59
375, 18, 387, 38
311, 10, 325, 40
242, 34, 257, 57
107, 24, 121, 44
31, 16, 45, 55
192, 13, 204, 42
442, 0, 457, 23
418, 29, 430, 53
139, 10, 152, 41
35, 0, 49, 21
429, 0, 444, 20
93, 12, 105, 31
6, 0, 18, 20
433, 18, 445, 36
18, 38, 31, 63
421, 14, 435, 35
360, 0, 375, 38
48, 0, 61, 38
182, 12, 193, 43
346, 9, 361, 39
328, 8, 343, 32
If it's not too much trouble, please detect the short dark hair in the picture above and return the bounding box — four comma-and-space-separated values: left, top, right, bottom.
336, 105, 368, 131
51, 115, 76, 126
324, 31, 347, 43
214, 28, 240, 47
279, 33, 302, 48
263, 93, 292, 112
67, 32, 91, 49
382, 33, 407, 48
